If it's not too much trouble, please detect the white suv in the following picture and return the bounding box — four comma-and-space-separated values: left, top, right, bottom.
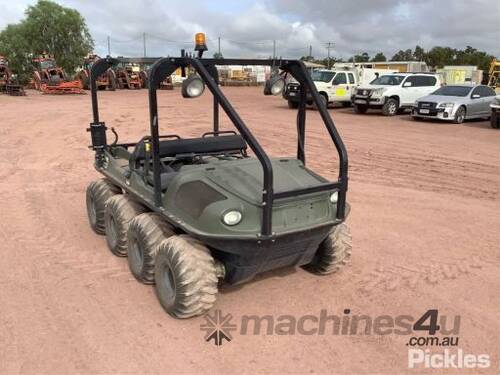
352, 73, 442, 116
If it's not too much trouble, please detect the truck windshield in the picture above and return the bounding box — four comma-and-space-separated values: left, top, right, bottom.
370, 75, 405, 85
311, 71, 336, 83
431, 86, 472, 97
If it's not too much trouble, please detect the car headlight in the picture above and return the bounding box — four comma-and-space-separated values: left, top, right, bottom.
222, 210, 242, 226
438, 102, 454, 109
330, 191, 338, 204
371, 88, 385, 97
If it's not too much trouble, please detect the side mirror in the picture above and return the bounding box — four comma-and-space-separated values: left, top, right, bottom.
471, 94, 480, 99
264, 74, 285, 96
403, 82, 412, 87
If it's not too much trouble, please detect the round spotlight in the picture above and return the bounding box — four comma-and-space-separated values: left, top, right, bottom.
264, 74, 285, 96
182, 75, 205, 98
330, 191, 338, 204
222, 210, 243, 226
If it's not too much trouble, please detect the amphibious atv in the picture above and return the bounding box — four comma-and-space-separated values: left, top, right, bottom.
85, 34, 352, 319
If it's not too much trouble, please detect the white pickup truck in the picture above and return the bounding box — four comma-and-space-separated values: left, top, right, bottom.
283, 67, 394, 109
352, 73, 442, 116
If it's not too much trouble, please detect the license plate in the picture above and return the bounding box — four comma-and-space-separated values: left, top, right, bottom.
289, 92, 296, 96
355, 99, 367, 104
419, 109, 430, 114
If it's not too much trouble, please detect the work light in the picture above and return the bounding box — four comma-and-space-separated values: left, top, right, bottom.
181, 75, 205, 98
264, 74, 285, 96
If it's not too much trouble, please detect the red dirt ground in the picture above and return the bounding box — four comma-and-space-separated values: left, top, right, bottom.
0, 88, 499, 374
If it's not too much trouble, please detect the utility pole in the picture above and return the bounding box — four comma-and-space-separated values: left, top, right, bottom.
107, 36, 111, 56
309, 45, 312, 60
325, 42, 334, 69
218, 36, 221, 56
143, 32, 146, 57
273, 40, 276, 59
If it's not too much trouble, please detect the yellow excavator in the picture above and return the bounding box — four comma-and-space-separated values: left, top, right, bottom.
488, 58, 500, 94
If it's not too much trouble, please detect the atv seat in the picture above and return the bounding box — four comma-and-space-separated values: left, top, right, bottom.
130, 134, 247, 169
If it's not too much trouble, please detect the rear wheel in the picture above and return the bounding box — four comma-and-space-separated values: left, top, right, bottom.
104, 195, 147, 257
303, 223, 352, 275
288, 100, 299, 109
86, 179, 121, 235
154, 235, 220, 318
382, 98, 398, 116
454, 106, 466, 124
127, 213, 175, 284
490, 110, 499, 129
354, 104, 368, 114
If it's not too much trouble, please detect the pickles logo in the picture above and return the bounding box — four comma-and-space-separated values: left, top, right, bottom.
200, 310, 237, 346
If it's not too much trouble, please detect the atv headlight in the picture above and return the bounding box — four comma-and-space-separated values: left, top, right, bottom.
330, 191, 338, 204
222, 210, 242, 226
438, 102, 454, 109
182, 75, 205, 98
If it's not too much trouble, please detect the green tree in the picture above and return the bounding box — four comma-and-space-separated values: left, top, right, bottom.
371, 52, 387, 62
391, 49, 414, 61
0, 0, 93, 81
413, 45, 426, 61
424, 46, 456, 68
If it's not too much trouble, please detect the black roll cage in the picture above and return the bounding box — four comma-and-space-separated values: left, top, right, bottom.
88, 56, 348, 239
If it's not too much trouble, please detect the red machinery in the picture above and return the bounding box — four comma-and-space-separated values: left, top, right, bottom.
114, 62, 141, 89
32, 52, 84, 94
77, 54, 116, 90
0, 55, 25, 96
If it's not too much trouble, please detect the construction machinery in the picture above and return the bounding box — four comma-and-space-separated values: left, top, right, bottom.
85, 33, 351, 319
139, 68, 174, 90
32, 52, 84, 94
114, 62, 141, 89
77, 54, 116, 91
487, 58, 500, 94
0, 56, 25, 96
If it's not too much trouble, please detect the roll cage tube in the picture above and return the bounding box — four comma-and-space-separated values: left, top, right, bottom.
88, 57, 118, 167
89, 56, 348, 238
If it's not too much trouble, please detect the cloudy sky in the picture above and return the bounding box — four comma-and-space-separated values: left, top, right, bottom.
0, 0, 499, 59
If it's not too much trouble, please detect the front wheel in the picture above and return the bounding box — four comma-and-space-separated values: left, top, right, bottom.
303, 223, 352, 275
288, 100, 299, 109
314, 94, 328, 110
490, 110, 499, 129
154, 235, 220, 318
354, 104, 368, 114
86, 179, 121, 235
382, 98, 398, 116
454, 106, 466, 124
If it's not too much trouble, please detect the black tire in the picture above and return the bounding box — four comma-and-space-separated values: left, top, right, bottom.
382, 98, 398, 116
341, 101, 352, 108
139, 71, 148, 89
288, 100, 299, 109
127, 213, 175, 284
490, 110, 499, 129
454, 106, 466, 124
303, 223, 352, 275
86, 179, 121, 235
107, 71, 117, 91
154, 235, 219, 318
104, 195, 147, 257
314, 93, 328, 110
354, 104, 368, 114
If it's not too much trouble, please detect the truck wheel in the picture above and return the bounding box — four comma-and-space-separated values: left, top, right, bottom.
127, 213, 175, 284
105, 195, 147, 257
354, 104, 368, 114
314, 94, 328, 110
288, 100, 299, 109
86, 179, 121, 235
490, 110, 499, 129
382, 98, 398, 116
303, 223, 352, 275
342, 101, 352, 108
154, 235, 219, 318
454, 106, 466, 124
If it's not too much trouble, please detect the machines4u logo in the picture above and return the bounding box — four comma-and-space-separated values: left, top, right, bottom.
200, 310, 237, 346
